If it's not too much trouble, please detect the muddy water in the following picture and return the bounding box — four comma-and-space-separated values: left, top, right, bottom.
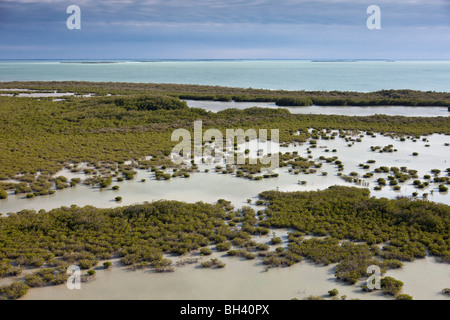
19, 253, 385, 300
21, 251, 450, 300
386, 256, 450, 300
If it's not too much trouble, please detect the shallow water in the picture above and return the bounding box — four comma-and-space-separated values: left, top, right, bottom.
0, 91, 92, 98
19, 252, 384, 300
2, 131, 449, 301
186, 100, 450, 117
1, 132, 449, 215
2, 59, 450, 300
1, 60, 450, 92
386, 256, 450, 300
20, 250, 450, 300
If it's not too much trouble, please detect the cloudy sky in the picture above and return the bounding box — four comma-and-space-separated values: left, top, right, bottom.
0, 0, 449, 59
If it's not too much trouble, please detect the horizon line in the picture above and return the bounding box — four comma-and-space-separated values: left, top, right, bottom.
1, 58, 450, 62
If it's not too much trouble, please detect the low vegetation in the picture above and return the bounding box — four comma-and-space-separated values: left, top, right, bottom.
0, 82, 449, 300
2, 81, 449, 107
0, 82, 449, 198
0, 186, 448, 299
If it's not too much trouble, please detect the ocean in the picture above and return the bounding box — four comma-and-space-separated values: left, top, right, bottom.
1, 60, 449, 92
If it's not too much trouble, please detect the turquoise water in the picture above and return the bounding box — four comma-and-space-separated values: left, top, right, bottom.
1, 60, 450, 92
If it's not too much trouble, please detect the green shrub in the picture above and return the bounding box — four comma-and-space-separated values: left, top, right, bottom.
201, 258, 226, 268
200, 248, 213, 256
395, 294, 413, 300
24, 275, 46, 288
381, 277, 404, 296
304, 295, 325, 300
216, 242, 231, 252
271, 236, 282, 245
328, 288, 339, 297
78, 259, 98, 270
0, 188, 8, 199
255, 243, 270, 251
0, 282, 30, 300
276, 97, 313, 107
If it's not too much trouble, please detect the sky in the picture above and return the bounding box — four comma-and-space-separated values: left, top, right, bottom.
0, 0, 449, 60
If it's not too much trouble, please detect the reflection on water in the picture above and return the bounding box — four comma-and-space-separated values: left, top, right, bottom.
0, 91, 92, 98
185, 100, 450, 117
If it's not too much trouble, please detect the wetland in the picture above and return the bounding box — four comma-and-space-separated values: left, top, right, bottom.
0, 82, 449, 300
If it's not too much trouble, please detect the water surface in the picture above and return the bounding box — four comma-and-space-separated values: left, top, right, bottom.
186, 100, 450, 117
1, 60, 450, 92
21, 249, 450, 300
1, 132, 448, 215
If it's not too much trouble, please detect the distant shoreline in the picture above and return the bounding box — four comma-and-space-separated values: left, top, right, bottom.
0, 60, 449, 93
1, 81, 449, 108
59, 61, 119, 64
1, 58, 449, 62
